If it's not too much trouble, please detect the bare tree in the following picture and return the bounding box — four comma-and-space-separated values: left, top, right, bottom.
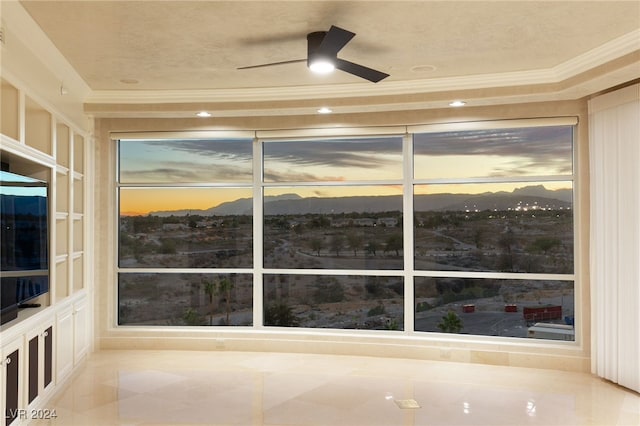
346, 232, 363, 256
309, 238, 324, 256
385, 233, 403, 256
330, 234, 344, 256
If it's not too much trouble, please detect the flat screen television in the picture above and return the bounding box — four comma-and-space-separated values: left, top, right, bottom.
0, 170, 49, 325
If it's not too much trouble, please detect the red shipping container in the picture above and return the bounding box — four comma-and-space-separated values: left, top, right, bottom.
462, 304, 475, 313
523, 305, 562, 322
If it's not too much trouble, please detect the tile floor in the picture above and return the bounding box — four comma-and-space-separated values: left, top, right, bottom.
34, 350, 640, 425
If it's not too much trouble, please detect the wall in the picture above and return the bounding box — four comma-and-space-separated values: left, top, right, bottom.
93, 99, 592, 372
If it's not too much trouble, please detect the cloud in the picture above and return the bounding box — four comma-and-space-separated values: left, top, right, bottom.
413, 127, 573, 164
487, 159, 573, 178
263, 170, 346, 182
120, 160, 252, 183
133, 139, 253, 160
121, 129, 572, 182
263, 137, 403, 169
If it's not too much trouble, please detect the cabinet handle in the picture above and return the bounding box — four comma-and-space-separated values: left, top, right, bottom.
5, 357, 11, 365
43, 331, 49, 337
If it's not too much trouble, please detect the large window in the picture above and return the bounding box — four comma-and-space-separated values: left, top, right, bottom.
118, 138, 254, 325
262, 137, 405, 330
116, 122, 576, 341
412, 125, 574, 339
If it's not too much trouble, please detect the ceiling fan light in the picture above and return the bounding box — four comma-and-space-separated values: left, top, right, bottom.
309, 58, 335, 74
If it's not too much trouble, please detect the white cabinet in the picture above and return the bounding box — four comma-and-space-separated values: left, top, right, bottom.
56, 296, 89, 383
1, 312, 56, 426
72, 297, 89, 363
1, 337, 23, 426
24, 321, 53, 409
55, 306, 73, 382
1, 73, 92, 424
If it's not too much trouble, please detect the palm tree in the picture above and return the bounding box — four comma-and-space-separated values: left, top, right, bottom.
217, 277, 234, 325
203, 280, 216, 325
437, 310, 463, 333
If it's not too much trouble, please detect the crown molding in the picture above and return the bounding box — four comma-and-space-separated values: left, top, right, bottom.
84, 58, 640, 119
83, 65, 635, 110
86, 69, 556, 104
85, 30, 640, 106
553, 29, 640, 81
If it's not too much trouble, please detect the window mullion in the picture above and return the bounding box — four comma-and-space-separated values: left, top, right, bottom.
403, 133, 415, 334
253, 137, 264, 328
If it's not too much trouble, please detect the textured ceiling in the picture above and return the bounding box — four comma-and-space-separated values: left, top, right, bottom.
19, 0, 640, 92
8, 0, 639, 119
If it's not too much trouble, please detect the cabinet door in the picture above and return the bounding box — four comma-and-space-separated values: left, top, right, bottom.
26, 325, 53, 407
44, 326, 53, 388
28, 336, 38, 404
73, 299, 89, 363
56, 307, 74, 381
4, 349, 19, 425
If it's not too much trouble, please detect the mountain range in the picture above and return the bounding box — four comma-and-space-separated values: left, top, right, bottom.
149, 185, 572, 217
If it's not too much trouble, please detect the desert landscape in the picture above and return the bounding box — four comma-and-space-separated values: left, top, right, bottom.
118, 185, 574, 339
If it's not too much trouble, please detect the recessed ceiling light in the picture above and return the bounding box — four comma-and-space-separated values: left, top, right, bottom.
449, 100, 467, 107
196, 111, 212, 117
410, 64, 437, 73
317, 107, 332, 114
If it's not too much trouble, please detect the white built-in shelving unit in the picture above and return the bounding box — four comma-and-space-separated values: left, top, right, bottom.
0, 76, 92, 426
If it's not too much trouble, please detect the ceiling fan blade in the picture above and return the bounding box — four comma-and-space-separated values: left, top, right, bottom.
237, 59, 305, 70
317, 25, 355, 56
334, 58, 389, 83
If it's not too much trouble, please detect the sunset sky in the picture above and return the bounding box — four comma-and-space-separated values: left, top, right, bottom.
118, 127, 573, 216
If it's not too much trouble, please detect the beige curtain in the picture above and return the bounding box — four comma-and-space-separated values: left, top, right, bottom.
589, 83, 640, 393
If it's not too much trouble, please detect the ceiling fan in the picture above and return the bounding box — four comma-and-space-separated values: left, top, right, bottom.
238, 25, 389, 83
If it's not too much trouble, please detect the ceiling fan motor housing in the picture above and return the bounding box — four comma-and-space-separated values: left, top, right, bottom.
307, 31, 330, 66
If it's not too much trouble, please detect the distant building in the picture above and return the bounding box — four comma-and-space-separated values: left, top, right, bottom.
331, 218, 377, 227
377, 217, 398, 227
162, 223, 189, 231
